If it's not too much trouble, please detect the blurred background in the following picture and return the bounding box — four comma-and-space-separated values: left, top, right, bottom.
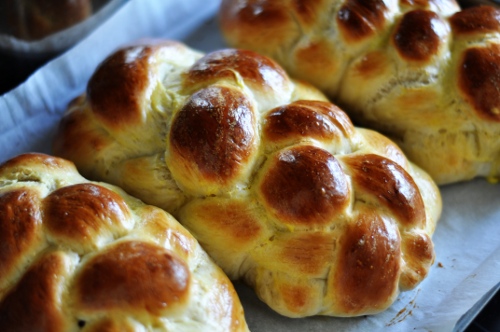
0, 0, 127, 94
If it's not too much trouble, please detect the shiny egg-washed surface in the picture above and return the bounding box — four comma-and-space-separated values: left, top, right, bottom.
220, 1, 500, 184
53, 40, 441, 317
0, 153, 248, 332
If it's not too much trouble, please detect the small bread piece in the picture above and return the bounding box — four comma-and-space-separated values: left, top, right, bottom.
6, 0, 92, 40
53, 40, 442, 317
219, 1, 500, 184
0, 153, 248, 332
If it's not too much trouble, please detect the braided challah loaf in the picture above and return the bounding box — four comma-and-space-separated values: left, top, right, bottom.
53, 40, 442, 317
220, 1, 500, 184
0, 153, 248, 332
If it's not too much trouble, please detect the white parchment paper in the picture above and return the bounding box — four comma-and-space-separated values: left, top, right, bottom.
0, 1, 499, 331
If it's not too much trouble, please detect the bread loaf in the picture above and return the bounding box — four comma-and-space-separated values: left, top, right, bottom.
0, 153, 248, 331
219, 1, 500, 184
5, 0, 92, 40
53, 40, 442, 317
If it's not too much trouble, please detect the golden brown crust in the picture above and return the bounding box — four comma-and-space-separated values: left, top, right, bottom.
275, 232, 336, 277
263, 100, 355, 144
168, 86, 257, 189
337, 0, 389, 43
219, 0, 300, 55
43, 184, 133, 251
190, 200, 264, 246
88, 46, 153, 129
399, 231, 435, 289
0, 153, 249, 332
333, 210, 401, 315
0, 251, 70, 331
74, 241, 191, 315
53, 41, 441, 318
450, 6, 500, 35
392, 10, 447, 62
0, 189, 43, 284
220, 0, 500, 184
343, 154, 425, 227
258, 145, 350, 226
184, 49, 289, 93
0, 150, 76, 173
458, 45, 500, 122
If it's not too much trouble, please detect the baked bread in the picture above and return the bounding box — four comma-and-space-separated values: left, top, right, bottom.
5, 0, 92, 40
0, 153, 248, 332
219, 1, 500, 185
53, 40, 442, 317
